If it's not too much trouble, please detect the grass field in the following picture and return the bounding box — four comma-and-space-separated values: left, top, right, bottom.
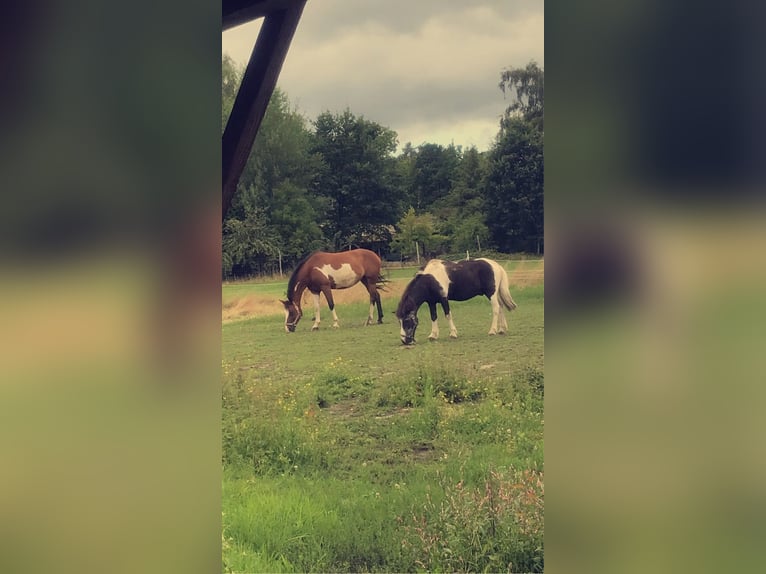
222, 260, 544, 572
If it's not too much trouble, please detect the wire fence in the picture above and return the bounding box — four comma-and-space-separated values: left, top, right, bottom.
223, 253, 544, 285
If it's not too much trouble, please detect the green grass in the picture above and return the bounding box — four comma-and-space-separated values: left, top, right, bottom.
222, 271, 543, 572
223, 279, 288, 300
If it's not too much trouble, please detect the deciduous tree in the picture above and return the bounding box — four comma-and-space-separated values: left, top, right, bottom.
312, 109, 404, 249
484, 62, 544, 254
499, 60, 544, 128
484, 117, 543, 254
390, 207, 446, 261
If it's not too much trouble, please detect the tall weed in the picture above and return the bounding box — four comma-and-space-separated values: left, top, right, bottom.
400, 468, 544, 573
222, 372, 329, 474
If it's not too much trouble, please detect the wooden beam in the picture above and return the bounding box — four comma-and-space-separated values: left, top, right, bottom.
223, 0, 300, 31
222, 0, 306, 218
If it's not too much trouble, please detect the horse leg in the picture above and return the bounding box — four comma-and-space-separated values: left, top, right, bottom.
375, 290, 383, 324
365, 290, 375, 326
488, 295, 501, 335
427, 302, 439, 340
359, 278, 374, 325
441, 299, 458, 338
311, 292, 322, 330
362, 279, 383, 325
321, 286, 340, 328
498, 300, 508, 334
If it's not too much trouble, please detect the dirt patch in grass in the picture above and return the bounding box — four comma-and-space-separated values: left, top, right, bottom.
409, 442, 438, 462
509, 260, 544, 288
223, 281, 408, 323
222, 295, 284, 322
325, 400, 364, 418
374, 407, 412, 420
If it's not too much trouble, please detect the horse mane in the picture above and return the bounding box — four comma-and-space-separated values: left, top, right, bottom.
395, 291, 411, 318
396, 272, 422, 317
286, 251, 317, 300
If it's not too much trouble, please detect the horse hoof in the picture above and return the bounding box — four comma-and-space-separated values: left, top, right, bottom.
428, 335, 438, 341
311, 325, 319, 331
332, 324, 340, 329
449, 333, 458, 339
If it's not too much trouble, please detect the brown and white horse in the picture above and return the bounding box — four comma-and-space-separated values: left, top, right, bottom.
281, 249, 385, 332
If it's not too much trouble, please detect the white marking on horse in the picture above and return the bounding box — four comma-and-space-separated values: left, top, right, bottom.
479, 258, 506, 335
311, 292, 321, 330
446, 313, 458, 338
315, 263, 359, 289
419, 260, 450, 298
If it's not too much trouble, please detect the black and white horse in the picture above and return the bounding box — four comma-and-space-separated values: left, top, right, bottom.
395, 258, 517, 345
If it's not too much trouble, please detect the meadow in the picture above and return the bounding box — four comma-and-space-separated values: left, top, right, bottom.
222, 260, 544, 573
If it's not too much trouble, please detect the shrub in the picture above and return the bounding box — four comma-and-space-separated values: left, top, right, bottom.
314, 369, 372, 407
519, 366, 544, 395
373, 367, 483, 409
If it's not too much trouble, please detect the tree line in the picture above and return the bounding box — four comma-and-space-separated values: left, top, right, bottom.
222, 56, 543, 278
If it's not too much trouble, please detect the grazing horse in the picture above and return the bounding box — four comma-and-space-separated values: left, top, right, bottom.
281, 249, 385, 332
395, 258, 517, 345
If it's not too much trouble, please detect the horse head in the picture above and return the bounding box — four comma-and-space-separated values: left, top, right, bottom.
281, 299, 302, 332
396, 298, 419, 345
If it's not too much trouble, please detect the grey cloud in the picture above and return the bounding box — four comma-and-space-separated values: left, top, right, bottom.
223, 0, 542, 150
296, 0, 542, 39
301, 81, 505, 126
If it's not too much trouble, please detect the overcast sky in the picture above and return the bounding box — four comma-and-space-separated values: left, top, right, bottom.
222, 1, 543, 152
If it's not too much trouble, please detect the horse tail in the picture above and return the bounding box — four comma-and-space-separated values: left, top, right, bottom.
373, 257, 389, 292
496, 263, 518, 311
375, 273, 390, 292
